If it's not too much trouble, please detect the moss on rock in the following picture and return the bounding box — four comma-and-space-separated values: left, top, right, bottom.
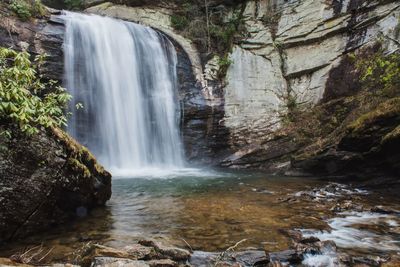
347, 97, 400, 134
382, 125, 400, 145
51, 127, 109, 178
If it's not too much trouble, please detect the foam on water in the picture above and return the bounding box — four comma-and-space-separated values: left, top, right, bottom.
302, 211, 400, 252
111, 167, 227, 179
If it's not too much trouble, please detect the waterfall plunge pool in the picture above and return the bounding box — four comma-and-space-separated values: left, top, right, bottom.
3, 12, 398, 266
1, 171, 399, 264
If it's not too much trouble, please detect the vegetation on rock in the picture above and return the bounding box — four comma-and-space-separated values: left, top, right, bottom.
287, 45, 400, 175
0, 47, 71, 136
63, 0, 82, 10
169, 0, 246, 56
8, 0, 46, 21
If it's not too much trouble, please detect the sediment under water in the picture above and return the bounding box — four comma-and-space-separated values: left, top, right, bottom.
5, 11, 395, 266
1, 173, 399, 264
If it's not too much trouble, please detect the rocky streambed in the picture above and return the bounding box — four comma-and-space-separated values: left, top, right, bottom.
0, 173, 399, 266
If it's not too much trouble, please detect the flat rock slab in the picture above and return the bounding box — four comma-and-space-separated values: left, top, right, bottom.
92, 257, 150, 267
90, 244, 156, 260
138, 239, 191, 261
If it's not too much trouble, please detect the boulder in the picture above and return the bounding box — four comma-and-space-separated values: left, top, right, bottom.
138, 239, 191, 261
0, 126, 111, 243
91, 257, 150, 267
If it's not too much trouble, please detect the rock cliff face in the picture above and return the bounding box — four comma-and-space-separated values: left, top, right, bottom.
4, 0, 398, 173
0, 7, 111, 243
0, 126, 111, 243
0, 7, 64, 81
84, 3, 233, 163
221, 0, 399, 145
83, 0, 400, 172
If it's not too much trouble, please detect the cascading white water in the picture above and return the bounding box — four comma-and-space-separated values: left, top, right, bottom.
62, 12, 185, 176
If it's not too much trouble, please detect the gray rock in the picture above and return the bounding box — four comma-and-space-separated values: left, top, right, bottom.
147, 259, 178, 267
91, 257, 150, 267
138, 239, 191, 261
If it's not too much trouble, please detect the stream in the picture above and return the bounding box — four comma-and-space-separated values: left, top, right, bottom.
1, 171, 399, 265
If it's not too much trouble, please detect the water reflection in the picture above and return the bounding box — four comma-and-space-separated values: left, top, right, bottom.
1, 171, 399, 263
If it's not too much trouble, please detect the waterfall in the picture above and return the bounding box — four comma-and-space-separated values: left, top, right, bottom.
62, 12, 185, 176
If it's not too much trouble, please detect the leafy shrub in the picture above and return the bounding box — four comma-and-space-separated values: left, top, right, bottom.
355, 50, 400, 97
9, 0, 46, 21
31, 0, 46, 17
216, 54, 233, 80
64, 0, 83, 10
0, 47, 71, 136
9, 0, 32, 21
170, 15, 190, 31
170, 1, 246, 55
209, 13, 246, 53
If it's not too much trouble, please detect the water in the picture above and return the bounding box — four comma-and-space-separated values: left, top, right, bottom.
63, 12, 184, 175
1, 173, 399, 265
12, 11, 397, 266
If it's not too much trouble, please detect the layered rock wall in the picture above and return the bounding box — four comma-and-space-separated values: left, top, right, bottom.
85, 0, 400, 167
3, 0, 398, 168
222, 0, 400, 148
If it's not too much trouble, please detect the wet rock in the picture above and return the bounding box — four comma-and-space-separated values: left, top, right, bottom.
89, 244, 134, 259
138, 239, 191, 261
233, 251, 269, 266
215, 262, 242, 267
0, 258, 33, 266
84, 244, 156, 261
81, 243, 158, 265
371, 206, 400, 215
0, 126, 111, 244
189, 251, 218, 267
267, 261, 284, 267
91, 257, 150, 267
147, 259, 178, 267
284, 230, 303, 243
353, 256, 390, 266
51, 264, 80, 267
189, 250, 268, 267
0, 258, 81, 267
294, 240, 337, 256
284, 229, 323, 246
382, 256, 400, 267
269, 249, 302, 264
330, 200, 363, 212
298, 236, 320, 244
125, 244, 158, 260
220, 137, 299, 171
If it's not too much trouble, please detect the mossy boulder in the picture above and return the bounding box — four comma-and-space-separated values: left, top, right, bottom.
292, 97, 400, 176
339, 97, 400, 152
0, 125, 111, 244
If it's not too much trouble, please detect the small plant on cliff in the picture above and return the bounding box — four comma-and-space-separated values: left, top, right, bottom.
0, 47, 72, 136
355, 50, 400, 97
9, 0, 32, 21
64, 0, 83, 10
216, 54, 233, 80
170, 15, 190, 31
9, 0, 46, 21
